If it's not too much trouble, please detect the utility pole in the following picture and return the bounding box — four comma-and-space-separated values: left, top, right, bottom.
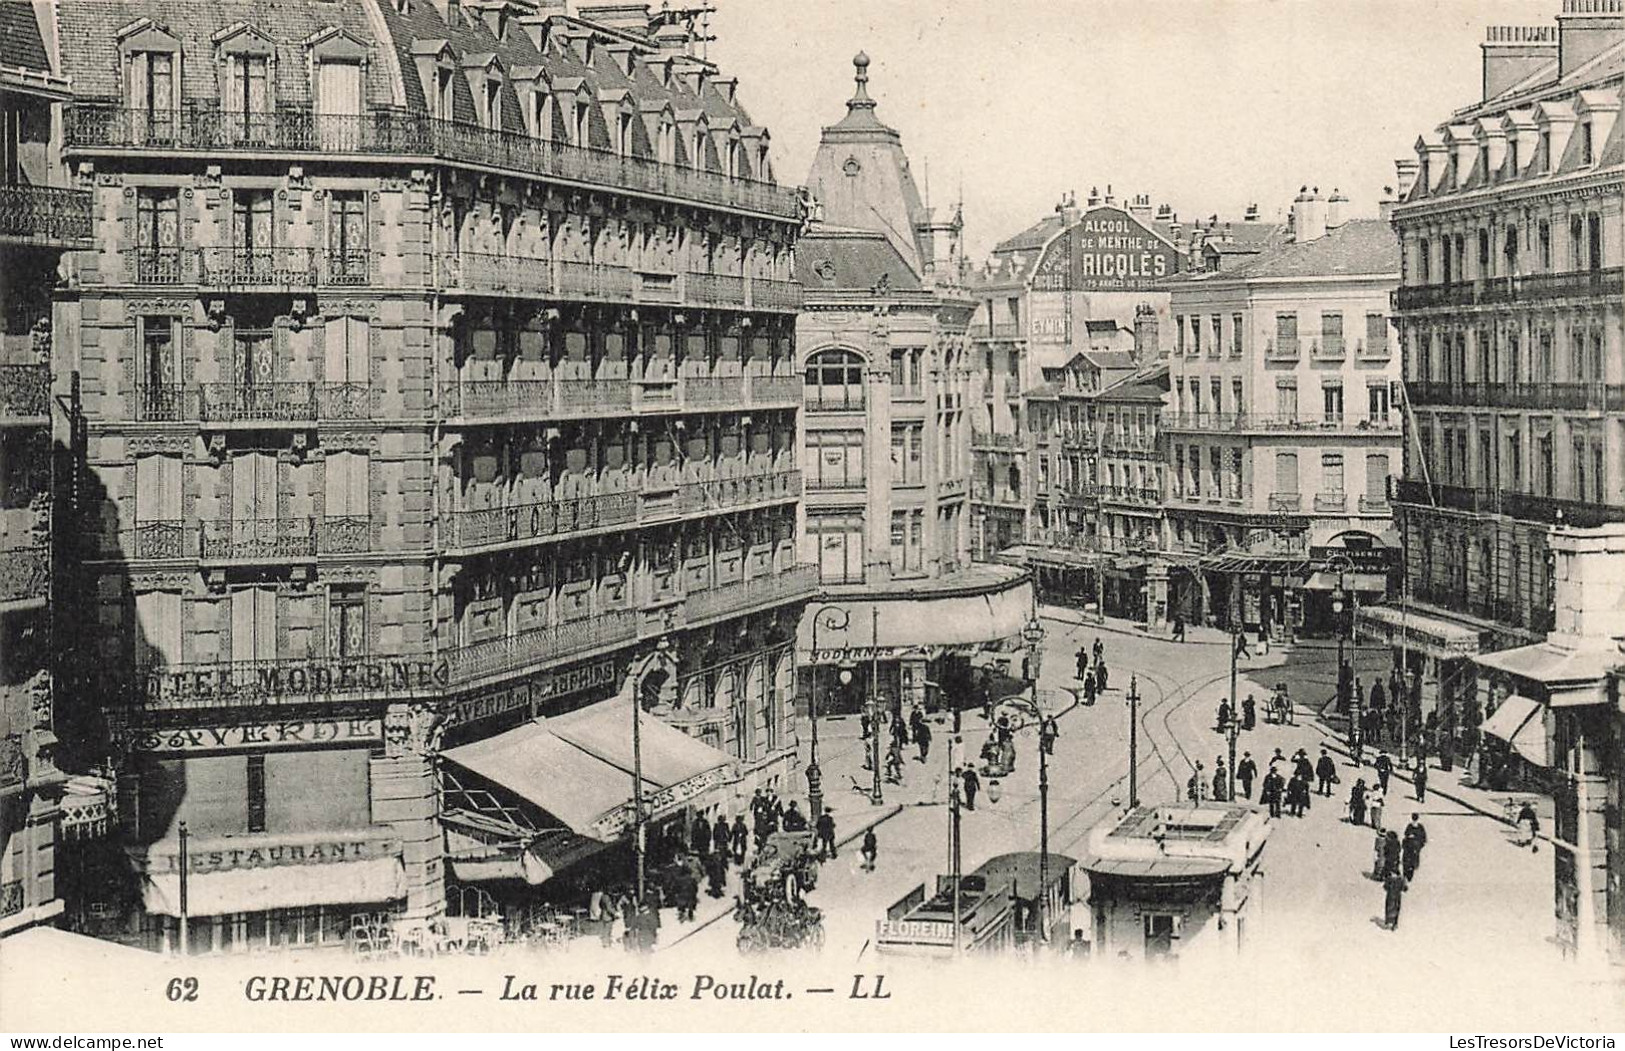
869, 606, 883, 806
177, 820, 190, 956
949, 757, 962, 955
1127, 674, 1140, 808
1228, 589, 1240, 803
1038, 713, 1050, 941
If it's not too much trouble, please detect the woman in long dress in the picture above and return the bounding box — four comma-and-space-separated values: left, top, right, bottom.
1383, 868, 1406, 930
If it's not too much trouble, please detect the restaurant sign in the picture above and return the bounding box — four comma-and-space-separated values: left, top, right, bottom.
131, 718, 383, 754
593, 764, 731, 840
1031, 207, 1179, 292
143, 834, 401, 875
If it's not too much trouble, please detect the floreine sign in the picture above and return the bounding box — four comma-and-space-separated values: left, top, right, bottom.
1030, 206, 1179, 292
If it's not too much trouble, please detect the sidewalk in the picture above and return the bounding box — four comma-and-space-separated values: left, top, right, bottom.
1307, 713, 1555, 841
1040, 603, 1390, 656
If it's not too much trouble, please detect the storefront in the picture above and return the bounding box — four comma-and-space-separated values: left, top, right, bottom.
797, 566, 1035, 719
1355, 603, 1488, 729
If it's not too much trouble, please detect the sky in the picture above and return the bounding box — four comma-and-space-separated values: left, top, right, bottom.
704, 0, 1560, 259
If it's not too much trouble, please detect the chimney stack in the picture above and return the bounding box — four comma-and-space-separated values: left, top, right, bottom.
1558, 0, 1623, 79
1291, 186, 1328, 243
1394, 158, 1420, 200
1326, 188, 1349, 230
1104, 184, 1116, 207
1060, 190, 1080, 226
1086, 186, 1101, 208
1243, 202, 1260, 222
1482, 25, 1560, 101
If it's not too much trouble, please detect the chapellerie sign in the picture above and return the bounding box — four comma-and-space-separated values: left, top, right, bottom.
142, 659, 450, 706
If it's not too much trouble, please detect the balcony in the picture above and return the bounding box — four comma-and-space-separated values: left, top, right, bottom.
447, 491, 640, 552
806, 475, 866, 493
1266, 337, 1300, 361
557, 377, 633, 414
447, 609, 640, 688
199, 518, 317, 562
129, 520, 190, 560
1268, 492, 1302, 512
1406, 381, 1625, 412
676, 470, 802, 514
131, 385, 192, 422
686, 271, 746, 309
0, 183, 93, 245
1357, 338, 1391, 361
684, 564, 818, 623
0, 364, 49, 421
64, 106, 803, 221
971, 431, 1023, 452
198, 382, 317, 423
753, 279, 803, 313
319, 516, 372, 554
1099, 485, 1161, 506
1314, 335, 1346, 360
197, 246, 318, 289
1162, 411, 1399, 434
319, 382, 379, 420
1396, 269, 1624, 311
750, 374, 802, 405
683, 375, 747, 408
1393, 478, 1625, 528
1312, 491, 1347, 514
442, 251, 557, 297
325, 249, 372, 287
123, 247, 192, 285
0, 545, 48, 605
1358, 495, 1391, 514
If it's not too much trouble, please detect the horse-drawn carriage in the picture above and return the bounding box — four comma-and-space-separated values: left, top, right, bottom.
734, 831, 824, 953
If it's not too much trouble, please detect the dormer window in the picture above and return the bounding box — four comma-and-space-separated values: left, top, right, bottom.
617, 111, 633, 156
1508, 138, 1519, 176
1581, 122, 1594, 166
1539, 130, 1551, 172
757, 143, 769, 176
692, 130, 706, 170
438, 68, 455, 119
573, 100, 590, 146
726, 139, 741, 178
484, 79, 502, 129
529, 90, 551, 140
1418, 156, 1430, 190
657, 119, 675, 164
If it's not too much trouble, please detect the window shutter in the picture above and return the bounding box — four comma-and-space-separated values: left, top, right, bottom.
1275, 452, 1298, 494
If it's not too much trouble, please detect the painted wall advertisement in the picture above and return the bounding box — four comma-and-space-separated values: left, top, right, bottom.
1032, 206, 1180, 293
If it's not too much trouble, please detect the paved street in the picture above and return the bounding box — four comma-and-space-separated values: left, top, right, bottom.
663, 609, 1555, 968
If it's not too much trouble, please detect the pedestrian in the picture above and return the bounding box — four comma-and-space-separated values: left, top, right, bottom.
915, 719, 933, 763
1515, 800, 1540, 851
1241, 694, 1256, 731
1315, 748, 1338, 797
1370, 677, 1386, 716
1383, 866, 1406, 930
1403, 813, 1427, 878
1413, 755, 1428, 802
1348, 777, 1368, 826
781, 800, 808, 832
815, 808, 837, 859
1374, 752, 1393, 793
1285, 773, 1309, 817
674, 863, 699, 923
1187, 762, 1206, 804
892, 711, 910, 749
1093, 636, 1104, 665
962, 765, 980, 810
860, 707, 872, 741
860, 827, 878, 872
1173, 614, 1187, 643
1096, 661, 1109, 693
639, 896, 661, 951
885, 738, 905, 782
1212, 757, 1229, 802
1368, 784, 1385, 831
731, 813, 748, 864
1382, 828, 1402, 879
1237, 751, 1257, 799
713, 813, 731, 865
1261, 767, 1284, 818
1257, 622, 1270, 655
1040, 716, 1059, 756
753, 807, 772, 851
1350, 723, 1364, 766
909, 705, 926, 745
1234, 630, 1250, 661
1076, 646, 1090, 681
705, 850, 726, 898
1083, 670, 1097, 706
691, 813, 711, 857
1216, 699, 1231, 733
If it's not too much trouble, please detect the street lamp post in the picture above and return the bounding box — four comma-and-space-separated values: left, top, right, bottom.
949, 758, 963, 955
870, 607, 883, 806
1019, 616, 1049, 941
808, 605, 854, 820
1228, 591, 1240, 803
633, 636, 669, 903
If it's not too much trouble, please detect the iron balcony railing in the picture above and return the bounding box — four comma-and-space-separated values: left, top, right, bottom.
124, 247, 191, 285
1313, 491, 1347, 513
1358, 495, 1391, 514
1405, 380, 1625, 412
1162, 411, 1399, 433
1266, 337, 1300, 361
1393, 477, 1625, 528
0, 183, 93, 244
1395, 268, 1624, 311
971, 431, 1023, 451
1268, 492, 1302, 512
199, 518, 317, 561
0, 364, 50, 419
132, 384, 191, 422
0, 545, 48, 604
1099, 485, 1162, 505
198, 382, 318, 422
447, 609, 640, 687
1315, 335, 1346, 360
683, 564, 817, 622
65, 106, 803, 221
325, 249, 371, 286
319, 516, 372, 554
197, 246, 319, 288
447, 491, 641, 551
443, 372, 799, 420
129, 521, 189, 560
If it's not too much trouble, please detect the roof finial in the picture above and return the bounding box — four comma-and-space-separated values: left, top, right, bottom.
851, 51, 873, 106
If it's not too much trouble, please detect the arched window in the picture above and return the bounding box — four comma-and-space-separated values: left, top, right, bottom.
804, 349, 865, 411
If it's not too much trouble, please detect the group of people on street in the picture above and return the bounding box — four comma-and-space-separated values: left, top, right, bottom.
1076, 637, 1110, 704
1376, 813, 1429, 930
1249, 748, 1317, 819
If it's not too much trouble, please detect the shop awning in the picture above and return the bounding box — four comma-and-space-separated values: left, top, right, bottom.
1355, 604, 1483, 659
1474, 641, 1620, 704
441, 698, 734, 842
447, 830, 609, 886
135, 830, 407, 918
1481, 695, 1549, 767
1084, 856, 1230, 880
1302, 572, 1389, 592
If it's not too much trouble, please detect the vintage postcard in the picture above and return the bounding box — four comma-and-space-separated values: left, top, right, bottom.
1, 0, 1623, 1034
